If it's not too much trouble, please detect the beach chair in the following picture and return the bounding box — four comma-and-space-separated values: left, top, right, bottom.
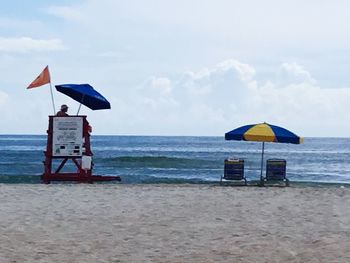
220, 158, 247, 185
263, 159, 289, 186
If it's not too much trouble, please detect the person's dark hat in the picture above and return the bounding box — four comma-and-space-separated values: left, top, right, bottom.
61, 104, 68, 110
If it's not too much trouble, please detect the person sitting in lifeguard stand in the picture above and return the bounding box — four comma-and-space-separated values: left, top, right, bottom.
56, 104, 69, 116
56, 104, 92, 132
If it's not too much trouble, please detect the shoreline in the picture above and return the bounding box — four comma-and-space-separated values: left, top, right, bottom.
0, 175, 350, 187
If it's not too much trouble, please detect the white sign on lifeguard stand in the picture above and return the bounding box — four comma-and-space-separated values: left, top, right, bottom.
52, 117, 83, 157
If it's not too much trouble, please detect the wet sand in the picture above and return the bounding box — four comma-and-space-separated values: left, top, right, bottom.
0, 184, 349, 262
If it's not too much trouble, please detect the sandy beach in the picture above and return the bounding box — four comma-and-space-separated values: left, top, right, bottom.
0, 184, 349, 263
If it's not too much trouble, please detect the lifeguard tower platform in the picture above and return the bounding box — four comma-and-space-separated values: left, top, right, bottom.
42, 116, 120, 183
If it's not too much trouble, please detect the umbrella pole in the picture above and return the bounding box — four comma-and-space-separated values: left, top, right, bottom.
77, 103, 82, 115
260, 142, 265, 184
76, 94, 85, 115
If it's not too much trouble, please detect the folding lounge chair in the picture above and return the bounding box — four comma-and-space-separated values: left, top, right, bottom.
221, 158, 247, 185
263, 159, 289, 186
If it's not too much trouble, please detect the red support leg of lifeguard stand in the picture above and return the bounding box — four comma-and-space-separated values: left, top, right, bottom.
42, 116, 121, 183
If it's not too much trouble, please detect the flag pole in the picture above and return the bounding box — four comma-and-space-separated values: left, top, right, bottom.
47, 65, 56, 115
49, 82, 56, 115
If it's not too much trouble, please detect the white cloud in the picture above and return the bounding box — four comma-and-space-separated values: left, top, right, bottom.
279, 62, 316, 85
111, 59, 257, 135
46, 5, 85, 22
3, 58, 350, 136
0, 90, 9, 105
107, 59, 350, 136
0, 37, 66, 53
0, 91, 14, 132
149, 77, 172, 95
216, 60, 256, 82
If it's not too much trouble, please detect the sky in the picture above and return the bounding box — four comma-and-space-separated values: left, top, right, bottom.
1, 0, 350, 136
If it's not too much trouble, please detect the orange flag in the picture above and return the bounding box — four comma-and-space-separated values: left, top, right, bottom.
27, 66, 51, 89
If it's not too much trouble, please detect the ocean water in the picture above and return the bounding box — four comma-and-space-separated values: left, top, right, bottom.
0, 135, 350, 184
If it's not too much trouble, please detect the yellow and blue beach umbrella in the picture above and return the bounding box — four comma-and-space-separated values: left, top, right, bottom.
225, 122, 303, 182
225, 123, 303, 144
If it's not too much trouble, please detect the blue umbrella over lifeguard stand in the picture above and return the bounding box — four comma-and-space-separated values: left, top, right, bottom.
55, 84, 111, 114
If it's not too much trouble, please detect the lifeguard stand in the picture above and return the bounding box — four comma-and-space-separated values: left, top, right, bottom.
42, 116, 120, 183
